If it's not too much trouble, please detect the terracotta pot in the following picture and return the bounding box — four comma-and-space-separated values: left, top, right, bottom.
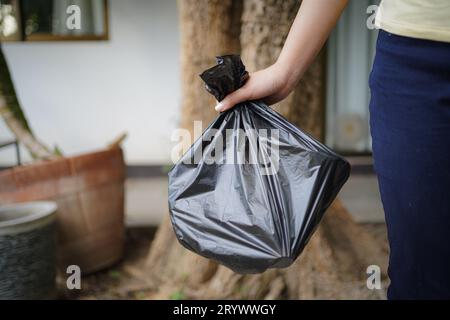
0, 148, 125, 274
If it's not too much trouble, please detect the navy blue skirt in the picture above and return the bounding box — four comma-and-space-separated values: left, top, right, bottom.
369, 30, 450, 299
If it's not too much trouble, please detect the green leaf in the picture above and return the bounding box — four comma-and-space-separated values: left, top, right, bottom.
0, 44, 32, 133
169, 290, 185, 300
108, 270, 122, 279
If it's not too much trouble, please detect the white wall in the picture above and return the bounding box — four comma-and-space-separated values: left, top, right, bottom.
0, 0, 180, 165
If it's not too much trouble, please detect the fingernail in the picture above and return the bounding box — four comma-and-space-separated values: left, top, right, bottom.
215, 102, 224, 112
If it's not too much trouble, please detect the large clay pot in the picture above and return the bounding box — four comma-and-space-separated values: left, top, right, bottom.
0, 148, 125, 274
0, 201, 57, 299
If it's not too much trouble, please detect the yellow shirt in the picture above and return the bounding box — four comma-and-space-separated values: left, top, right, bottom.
375, 0, 450, 43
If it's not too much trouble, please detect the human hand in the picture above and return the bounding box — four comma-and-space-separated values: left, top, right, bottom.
214, 63, 292, 112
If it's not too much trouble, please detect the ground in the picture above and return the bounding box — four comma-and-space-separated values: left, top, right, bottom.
58, 227, 157, 300
57, 223, 388, 300
57, 173, 389, 299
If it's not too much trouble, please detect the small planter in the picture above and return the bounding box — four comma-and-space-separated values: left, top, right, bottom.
0, 148, 125, 274
0, 201, 57, 299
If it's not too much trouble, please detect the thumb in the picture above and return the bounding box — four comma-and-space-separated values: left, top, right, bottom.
215, 87, 250, 112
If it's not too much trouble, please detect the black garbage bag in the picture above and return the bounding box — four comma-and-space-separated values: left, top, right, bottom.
168, 55, 350, 274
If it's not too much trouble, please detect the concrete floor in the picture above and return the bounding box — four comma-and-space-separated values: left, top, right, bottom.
125, 177, 168, 227
125, 173, 385, 226
339, 174, 385, 223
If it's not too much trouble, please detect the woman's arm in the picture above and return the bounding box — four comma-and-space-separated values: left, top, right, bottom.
215, 0, 348, 112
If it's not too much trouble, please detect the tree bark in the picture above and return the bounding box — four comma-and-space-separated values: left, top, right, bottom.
145, 0, 387, 299
240, 0, 324, 140
145, 0, 244, 292
178, 0, 243, 135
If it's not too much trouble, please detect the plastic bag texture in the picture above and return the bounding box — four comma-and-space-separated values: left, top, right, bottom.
168, 55, 350, 273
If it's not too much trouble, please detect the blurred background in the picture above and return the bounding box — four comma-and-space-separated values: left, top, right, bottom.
0, 0, 386, 300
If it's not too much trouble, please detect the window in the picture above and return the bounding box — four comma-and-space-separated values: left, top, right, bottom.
326, 0, 379, 154
0, 0, 108, 41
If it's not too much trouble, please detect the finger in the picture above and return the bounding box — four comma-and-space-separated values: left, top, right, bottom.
215, 87, 250, 112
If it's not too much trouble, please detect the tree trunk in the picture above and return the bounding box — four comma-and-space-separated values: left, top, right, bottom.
145, 0, 388, 299
178, 0, 243, 134
0, 45, 54, 160
144, 0, 244, 295
240, 0, 324, 140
